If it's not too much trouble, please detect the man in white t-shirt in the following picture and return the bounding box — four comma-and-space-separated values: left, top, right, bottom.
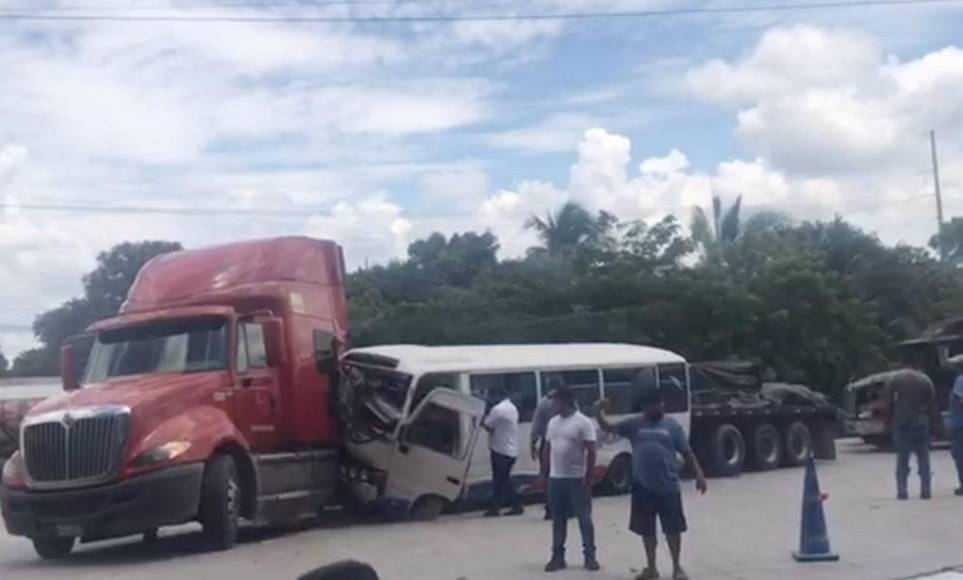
542, 386, 599, 572
483, 387, 524, 517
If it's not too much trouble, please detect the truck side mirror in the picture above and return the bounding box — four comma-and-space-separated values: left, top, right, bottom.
60, 345, 80, 392
314, 330, 338, 374
262, 319, 286, 368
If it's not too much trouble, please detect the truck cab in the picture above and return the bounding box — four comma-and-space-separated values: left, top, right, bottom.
1, 237, 348, 559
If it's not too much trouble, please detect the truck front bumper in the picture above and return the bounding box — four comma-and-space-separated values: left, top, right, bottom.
1, 463, 203, 541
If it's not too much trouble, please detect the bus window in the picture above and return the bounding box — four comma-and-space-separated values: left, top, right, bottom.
657, 363, 689, 413
542, 369, 600, 416
404, 403, 461, 457
469, 372, 537, 422
602, 367, 657, 415
410, 373, 459, 413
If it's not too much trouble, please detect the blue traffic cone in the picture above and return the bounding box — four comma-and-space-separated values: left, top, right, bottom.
792, 456, 839, 562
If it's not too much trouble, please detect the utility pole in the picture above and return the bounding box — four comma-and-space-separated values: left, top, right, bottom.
931, 130, 945, 261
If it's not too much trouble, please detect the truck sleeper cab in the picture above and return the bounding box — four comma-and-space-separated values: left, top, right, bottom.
1, 237, 347, 559
337, 343, 691, 517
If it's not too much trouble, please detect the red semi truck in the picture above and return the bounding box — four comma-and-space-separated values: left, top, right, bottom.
0, 237, 351, 558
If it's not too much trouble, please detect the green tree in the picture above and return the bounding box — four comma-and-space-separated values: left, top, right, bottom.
0, 346, 8, 376
14, 240, 182, 376
525, 202, 611, 257
930, 217, 963, 264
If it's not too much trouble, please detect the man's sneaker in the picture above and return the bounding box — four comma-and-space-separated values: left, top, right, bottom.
636, 567, 660, 580
672, 568, 690, 580
483, 509, 500, 517
544, 558, 566, 572
897, 492, 908, 500
505, 506, 525, 516
921, 489, 932, 500
954, 487, 963, 496
584, 558, 601, 571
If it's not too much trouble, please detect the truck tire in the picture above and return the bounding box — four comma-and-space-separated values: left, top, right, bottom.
749, 423, 782, 471
707, 423, 745, 477
200, 454, 241, 551
32, 537, 74, 560
602, 454, 633, 495
783, 421, 812, 467
409, 495, 445, 521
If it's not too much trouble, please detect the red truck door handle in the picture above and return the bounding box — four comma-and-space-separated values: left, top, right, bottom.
241, 378, 253, 388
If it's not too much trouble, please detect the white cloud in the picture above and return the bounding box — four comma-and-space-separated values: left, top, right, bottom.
487, 113, 606, 154
685, 25, 963, 177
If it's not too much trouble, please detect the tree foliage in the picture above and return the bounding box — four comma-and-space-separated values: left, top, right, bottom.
11, 240, 182, 376
0, 347, 8, 377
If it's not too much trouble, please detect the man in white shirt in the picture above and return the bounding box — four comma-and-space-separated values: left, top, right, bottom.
483, 387, 524, 517
542, 387, 599, 572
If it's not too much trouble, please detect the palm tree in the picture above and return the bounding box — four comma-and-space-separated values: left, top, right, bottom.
691, 195, 787, 265
525, 201, 602, 257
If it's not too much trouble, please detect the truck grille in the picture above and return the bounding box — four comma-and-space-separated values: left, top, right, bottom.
22, 410, 129, 486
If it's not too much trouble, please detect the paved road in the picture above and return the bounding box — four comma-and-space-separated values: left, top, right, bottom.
1, 440, 961, 580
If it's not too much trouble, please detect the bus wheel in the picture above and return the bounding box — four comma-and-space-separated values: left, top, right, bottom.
602, 454, 632, 495
200, 454, 241, 551
409, 496, 445, 521
750, 423, 782, 471
32, 537, 74, 560
708, 423, 745, 477
783, 421, 812, 467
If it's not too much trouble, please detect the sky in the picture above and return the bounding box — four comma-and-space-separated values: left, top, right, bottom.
2, 0, 963, 358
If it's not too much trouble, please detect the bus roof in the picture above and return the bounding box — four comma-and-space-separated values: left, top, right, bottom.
346, 343, 686, 376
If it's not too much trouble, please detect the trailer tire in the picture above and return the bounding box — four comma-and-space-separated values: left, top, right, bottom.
200, 454, 241, 551
409, 495, 445, 521
707, 423, 745, 477
32, 537, 74, 560
784, 421, 812, 467
602, 454, 633, 495
749, 423, 782, 471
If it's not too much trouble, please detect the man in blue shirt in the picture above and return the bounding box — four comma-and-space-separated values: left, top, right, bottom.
949, 358, 963, 496
596, 382, 707, 580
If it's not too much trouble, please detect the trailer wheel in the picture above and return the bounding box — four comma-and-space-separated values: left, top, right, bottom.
200, 454, 241, 551
784, 421, 812, 466
32, 537, 74, 560
749, 423, 782, 471
707, 423, 745, 477
602, 454, 633, 495
409, 495, 445, 521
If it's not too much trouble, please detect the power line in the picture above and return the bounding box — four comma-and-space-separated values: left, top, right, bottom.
0, 0, 959, 23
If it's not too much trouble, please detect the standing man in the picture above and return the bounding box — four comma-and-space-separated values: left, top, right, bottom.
531, 378, 563, 520
889, 354, 937, 500
483, 387, 524, 517
543, 387, 599, 572
596, 385, 707, 580
947, 356, 963, 496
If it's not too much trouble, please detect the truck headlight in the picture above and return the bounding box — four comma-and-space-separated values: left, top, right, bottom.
132, 441, 192, 468
1, 451, 27, 489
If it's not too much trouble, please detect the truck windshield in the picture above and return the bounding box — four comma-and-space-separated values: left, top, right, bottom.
85, 317, 228, 382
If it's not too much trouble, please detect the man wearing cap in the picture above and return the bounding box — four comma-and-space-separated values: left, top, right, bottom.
890, 352, 937, 500
947, 356, 963, 496
531, 378, 563, 520
483, 387, 524, 517
596, 381, 707, 580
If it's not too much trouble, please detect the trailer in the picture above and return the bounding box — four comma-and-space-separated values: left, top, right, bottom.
688, 361, 840, 477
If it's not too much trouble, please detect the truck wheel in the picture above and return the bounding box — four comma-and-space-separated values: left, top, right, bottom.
32, 537, 74, 560
200, 454, 241, 551
602, 454, 633, 495
750, 423, 782, 471
784, 422, 812, 467
409, 496, 445, 521
707, 423, 745, 477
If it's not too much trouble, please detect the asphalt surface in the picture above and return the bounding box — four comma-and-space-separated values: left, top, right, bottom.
1, 439, 961, 580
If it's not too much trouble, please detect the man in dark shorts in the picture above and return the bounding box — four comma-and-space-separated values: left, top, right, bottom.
596, 384, 707, 580
890, 353, 938, 500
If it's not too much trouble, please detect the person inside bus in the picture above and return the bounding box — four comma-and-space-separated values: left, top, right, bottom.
595, 383, 707, 580
542, 386, 599, 572
531, 378, 564, 520
890, 352, 937, 500
483, 386, 524, 517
